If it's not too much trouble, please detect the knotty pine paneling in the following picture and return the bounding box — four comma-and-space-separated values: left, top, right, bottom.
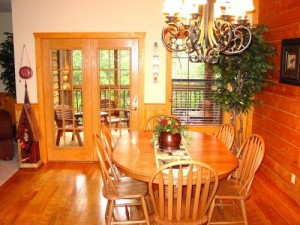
263, 83, 300, 100
253, 0, 300, 197
254, 104, 300, 133
265, 24, 300, 42
259, 7, 300, 29
265, 144, 297, 179
143, 103, 167, 126
259, 1, 300, 19
253, 113, 299, 162
252, 0, 300, 193
0, 92, 16, 124
256, 92, 300, 115
263, 155, 292, 186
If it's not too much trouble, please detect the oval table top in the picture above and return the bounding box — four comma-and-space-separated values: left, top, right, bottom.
113, 131, 238, 182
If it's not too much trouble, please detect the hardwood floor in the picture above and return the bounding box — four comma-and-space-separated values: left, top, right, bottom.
0, 162, 300, 225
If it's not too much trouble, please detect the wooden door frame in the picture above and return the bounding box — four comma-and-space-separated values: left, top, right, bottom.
34, 32, 145, 163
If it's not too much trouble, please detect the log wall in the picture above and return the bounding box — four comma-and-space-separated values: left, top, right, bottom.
255, 0, 300, 204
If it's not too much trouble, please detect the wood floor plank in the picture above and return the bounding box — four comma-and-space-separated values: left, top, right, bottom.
1, 163, 300, 224
250, 172, 300, 224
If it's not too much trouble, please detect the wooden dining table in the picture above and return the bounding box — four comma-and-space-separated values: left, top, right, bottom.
113, 131, 238, 182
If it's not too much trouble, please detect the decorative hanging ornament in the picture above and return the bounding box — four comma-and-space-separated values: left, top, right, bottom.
19, 45, 33, 80
19, 66, 33, 79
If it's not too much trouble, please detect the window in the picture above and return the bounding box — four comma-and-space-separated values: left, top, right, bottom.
171, 51, 222, 125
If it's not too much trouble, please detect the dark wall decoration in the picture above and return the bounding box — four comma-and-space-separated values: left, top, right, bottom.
280, 38, 300, 86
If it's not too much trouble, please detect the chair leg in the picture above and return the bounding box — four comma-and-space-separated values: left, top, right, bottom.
240, 200, 248, 225
56, 130, 63, 146
145, 194, 152, 213
207, 198, 215, 224
141, 197, 150, 225
75, 131, 83, 146
233, 199, 237, 216
106, 200, 115, 224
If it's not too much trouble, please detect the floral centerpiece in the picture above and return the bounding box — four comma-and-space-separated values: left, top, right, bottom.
153, 115, 189, 150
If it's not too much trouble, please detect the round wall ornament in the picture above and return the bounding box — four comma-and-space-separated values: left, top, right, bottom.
19, 44, 33, 80
19, 66, 33, 79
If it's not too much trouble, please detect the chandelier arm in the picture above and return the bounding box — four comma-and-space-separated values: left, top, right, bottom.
214, 20, 233, 52
189, 5, 209, 63
206, 0, 220, 49
222, 25, 252, 55
207, 20, 219, 50
199, 7, 206, 50
161, 0, 253, 63
161, 22, 191, 52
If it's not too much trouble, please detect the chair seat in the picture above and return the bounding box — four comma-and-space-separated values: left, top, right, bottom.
64, 124, 83, 130
215, 179, 250, 200
109, 116, 129, 124
103, 176, 148, 200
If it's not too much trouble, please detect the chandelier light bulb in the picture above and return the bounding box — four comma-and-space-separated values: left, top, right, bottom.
195, 0, 207, 5
179, 0, 197, 23
243, 0, 254, 12
214, 2, 223, 19
163, 0, 182, 16
227, 0, 241, 17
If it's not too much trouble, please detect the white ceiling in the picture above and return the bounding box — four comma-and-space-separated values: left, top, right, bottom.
0, 0, 11, 12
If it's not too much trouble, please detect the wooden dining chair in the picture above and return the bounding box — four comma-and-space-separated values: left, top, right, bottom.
208, 134, 265, 225
54, 104, 83, 146
94, 134, 150, 224
101, 121, 116, 153
100, 123, 123, 179
148, 160, 219, 225
214, 123, 235, 151
144, 114, 170, 131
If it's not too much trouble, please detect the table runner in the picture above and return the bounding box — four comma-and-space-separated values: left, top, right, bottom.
153, 137, 192, 169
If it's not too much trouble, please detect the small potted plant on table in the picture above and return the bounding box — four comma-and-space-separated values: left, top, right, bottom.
153, 115, 189, 150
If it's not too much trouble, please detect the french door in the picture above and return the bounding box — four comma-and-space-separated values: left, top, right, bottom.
36, 33, 144, 161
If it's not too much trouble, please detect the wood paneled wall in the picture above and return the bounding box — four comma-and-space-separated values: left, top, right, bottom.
0, 92, 16, 125
255, 0, 300, 204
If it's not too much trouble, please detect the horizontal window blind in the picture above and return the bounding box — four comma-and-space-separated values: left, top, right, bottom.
171, 52, 222, 125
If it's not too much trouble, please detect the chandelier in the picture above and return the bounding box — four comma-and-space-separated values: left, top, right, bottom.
161, 0, 254, 64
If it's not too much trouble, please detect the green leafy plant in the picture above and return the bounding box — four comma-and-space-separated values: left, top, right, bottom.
0, 32, 15, 98
153, 115, 191, 144
154, 115, 186, 135
211, 24, 276, 149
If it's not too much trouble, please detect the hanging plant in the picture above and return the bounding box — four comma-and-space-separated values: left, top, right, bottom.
0, 32, 16, 98
211, 24, 276, 149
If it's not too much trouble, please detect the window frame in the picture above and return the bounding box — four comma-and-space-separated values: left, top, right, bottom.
166, 52, 222, 126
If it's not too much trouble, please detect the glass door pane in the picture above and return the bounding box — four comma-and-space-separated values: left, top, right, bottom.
99, 49, 131, 136
51, 49, 84, 147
